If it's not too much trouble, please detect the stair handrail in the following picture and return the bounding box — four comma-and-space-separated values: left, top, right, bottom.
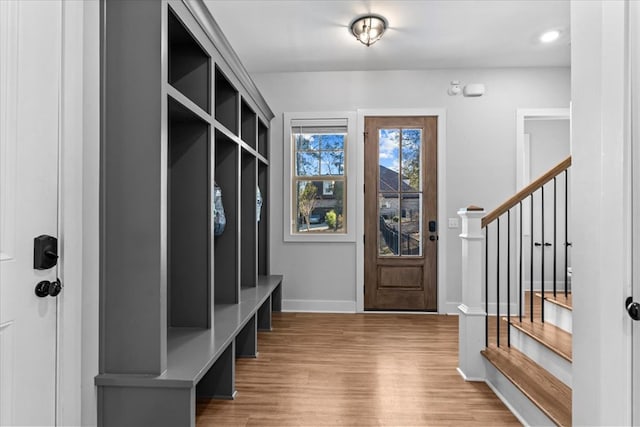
482, 155, 572, 228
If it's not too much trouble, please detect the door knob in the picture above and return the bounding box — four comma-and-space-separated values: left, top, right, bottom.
626, 297, 640, 321
35, 279, 62, 298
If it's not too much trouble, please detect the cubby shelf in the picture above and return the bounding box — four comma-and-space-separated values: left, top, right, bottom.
215, 66, 239, 135
241, 98, 257, 149
241, 150, 257, 288
168, 9, 210, 113
258, 120, 269, 158
168, 97, 211, 328
98, 1, 276, 426
95, 276, 282, 390
214, 130, 239, 304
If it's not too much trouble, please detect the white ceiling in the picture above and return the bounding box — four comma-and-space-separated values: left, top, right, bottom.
203, 0, 570, 74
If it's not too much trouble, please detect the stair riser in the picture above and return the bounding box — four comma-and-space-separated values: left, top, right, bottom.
483, 359, 557, 427
510, 326, 572, 387
543, 299, 572, 333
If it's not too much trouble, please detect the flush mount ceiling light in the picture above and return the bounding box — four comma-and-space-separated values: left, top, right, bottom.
539, 29, 561, 43
350, 14, 387, 47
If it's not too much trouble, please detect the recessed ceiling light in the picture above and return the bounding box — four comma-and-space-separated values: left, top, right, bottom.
540, 30, 561, 43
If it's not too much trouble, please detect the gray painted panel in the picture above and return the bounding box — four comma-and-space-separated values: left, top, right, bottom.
215, 68, 238, 134
168, 9, 210, 113
99, 385, 194, 427
241, 152, 257, 287
235, 314, 257, 357
102, 0, 166, 374
196, 342, 235, 398
258, 163, 269, 275
258, 119, 268, 158
257, 296, 272, 331
214, 134, 239, 303
240, 99, 257, 148
168, 98, 210, 327
271, 281, 283, 312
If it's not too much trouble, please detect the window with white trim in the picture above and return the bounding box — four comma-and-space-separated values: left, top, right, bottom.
284, 113, 356, 242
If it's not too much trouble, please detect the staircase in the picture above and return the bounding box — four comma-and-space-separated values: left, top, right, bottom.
457, 156, 573, 426
483, 292, 572, 426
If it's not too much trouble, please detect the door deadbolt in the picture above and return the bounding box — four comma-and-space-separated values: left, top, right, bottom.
34, 235, 58, 270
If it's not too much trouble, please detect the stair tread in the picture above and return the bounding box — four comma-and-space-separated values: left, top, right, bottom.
482, 345, 572, 427
535, 292, 573, 311
506, 318, 572, 362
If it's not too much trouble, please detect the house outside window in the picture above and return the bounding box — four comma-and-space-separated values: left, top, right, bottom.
283, 112, 356, 242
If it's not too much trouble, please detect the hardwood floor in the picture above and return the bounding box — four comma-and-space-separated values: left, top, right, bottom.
196, 313, 519, 426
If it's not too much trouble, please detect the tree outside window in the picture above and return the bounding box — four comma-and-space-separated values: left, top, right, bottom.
293, 128, 346, 233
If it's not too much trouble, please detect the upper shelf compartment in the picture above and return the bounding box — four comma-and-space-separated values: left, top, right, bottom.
241, 98, 257, 150
258, 120, 268, 159
168, 9, 210, 114
215, 67, 239, 135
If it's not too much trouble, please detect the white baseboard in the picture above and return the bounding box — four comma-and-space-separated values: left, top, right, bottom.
443, 301, 463, 314
282, 299, 357, 313
457, 367, 485, 382
284, 299, 462, 314
443, 302, 518, 316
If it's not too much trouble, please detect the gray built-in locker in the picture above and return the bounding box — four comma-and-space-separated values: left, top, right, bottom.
95, 1, 282, 425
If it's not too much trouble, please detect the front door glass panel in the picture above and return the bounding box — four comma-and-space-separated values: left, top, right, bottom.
378, 128, 423, 257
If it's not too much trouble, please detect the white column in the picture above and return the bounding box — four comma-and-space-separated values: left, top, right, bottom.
457, 207, 486, 381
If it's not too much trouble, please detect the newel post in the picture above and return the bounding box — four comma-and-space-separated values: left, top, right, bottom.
457, 206, 486, 381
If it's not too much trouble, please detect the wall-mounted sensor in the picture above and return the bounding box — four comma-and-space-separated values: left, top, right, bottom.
448, 80, 485, 97
463, 83, 485, 97
447, 80, 461, 96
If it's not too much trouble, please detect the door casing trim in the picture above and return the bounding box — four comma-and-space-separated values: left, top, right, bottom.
516, 108, 570, 192
356, 109, 447, 313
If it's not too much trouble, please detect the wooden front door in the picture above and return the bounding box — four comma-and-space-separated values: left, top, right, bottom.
364, 116, 437, 311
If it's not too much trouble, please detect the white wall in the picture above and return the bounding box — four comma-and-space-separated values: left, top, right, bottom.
523, 118, 571, 287
253, 67, 570, 313
525, 119, 570, 178
571, 1, 632, 424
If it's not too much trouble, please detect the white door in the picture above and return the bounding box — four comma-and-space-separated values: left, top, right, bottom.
633, 0, 640, 423
0, 1, 62, 425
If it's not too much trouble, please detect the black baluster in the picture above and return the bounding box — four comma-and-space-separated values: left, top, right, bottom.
565, 170, 569, 298
530, 193, 534, 322
485, 226, 489, 348
541, 186, 545, 323
496, 217, 500, 347
554, 177, 557, 297
507, 210, 511, 347
519, 201, 523, 322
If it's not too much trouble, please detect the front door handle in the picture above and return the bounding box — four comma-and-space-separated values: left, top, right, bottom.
626, 297, 640, 321
35, 279, 63, 298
